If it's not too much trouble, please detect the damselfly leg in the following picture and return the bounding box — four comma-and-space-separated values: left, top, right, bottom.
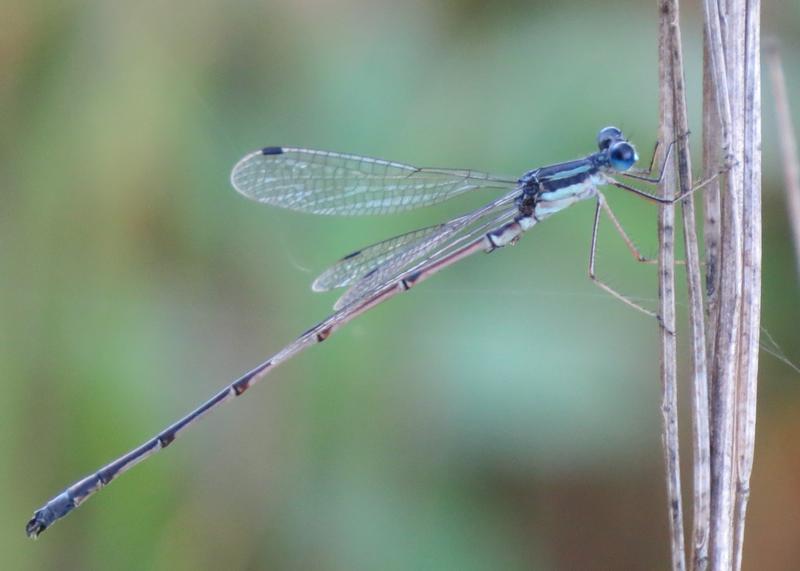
588, 193, 657, 318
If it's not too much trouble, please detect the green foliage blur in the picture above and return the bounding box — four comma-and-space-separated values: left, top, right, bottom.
3, 1, 799, 569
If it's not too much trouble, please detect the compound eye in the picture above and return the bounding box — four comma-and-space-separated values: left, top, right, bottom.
609, 141, 637, 171
597, 126, 624, 150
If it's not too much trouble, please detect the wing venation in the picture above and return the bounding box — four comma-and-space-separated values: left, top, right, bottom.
230, 147, 517, 216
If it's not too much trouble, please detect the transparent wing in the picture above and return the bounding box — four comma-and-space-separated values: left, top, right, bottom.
333, 194, 520, 310
312, 224, 446, 292
331, 223, 457, 309
394, 207, 522, 285
230, 146, 518, 216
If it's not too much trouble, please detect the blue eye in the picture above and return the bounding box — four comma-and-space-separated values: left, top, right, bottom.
608, 141, 637, 171
597, 126, 624, 150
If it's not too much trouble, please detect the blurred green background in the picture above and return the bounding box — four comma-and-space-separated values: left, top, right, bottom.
2, 1, 799, 569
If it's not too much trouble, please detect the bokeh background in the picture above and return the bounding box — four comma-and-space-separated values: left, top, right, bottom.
2, 1, 799, 569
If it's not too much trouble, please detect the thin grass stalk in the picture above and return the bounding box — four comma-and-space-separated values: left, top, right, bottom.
702, 26, 722, 370
664, 1, 712, 568
658, 3, 687, 569
702, 1, 746, 568
732, 1, 762, 568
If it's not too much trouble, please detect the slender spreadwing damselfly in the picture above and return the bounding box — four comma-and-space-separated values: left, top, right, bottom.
28, 126, 694, 538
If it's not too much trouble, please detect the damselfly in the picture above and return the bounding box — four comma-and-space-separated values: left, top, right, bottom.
27, 126, 688, 538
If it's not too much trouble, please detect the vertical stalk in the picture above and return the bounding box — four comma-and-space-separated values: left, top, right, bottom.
732, 1, 762, 568
702, 29, 722, 368
700, 1, 762, 569
658, 3, 686, 569
664, 1, 711, 568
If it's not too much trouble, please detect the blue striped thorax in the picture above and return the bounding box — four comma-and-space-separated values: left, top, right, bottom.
518, 126, 639, 220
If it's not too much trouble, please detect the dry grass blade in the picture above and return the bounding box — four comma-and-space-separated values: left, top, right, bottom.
664, 1, 712, 569
699, 1, 762, 569
658, 3, 686, 570
702, 26, 722, 376
702, 1, 743, 568
732, 2, 762, 569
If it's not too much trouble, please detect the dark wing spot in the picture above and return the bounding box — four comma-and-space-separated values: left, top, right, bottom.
341, 249, 362, 261
232, 378, 251, 395
404, 271, 422, 286
158, 433, 176, 447
261, 147, 284, 155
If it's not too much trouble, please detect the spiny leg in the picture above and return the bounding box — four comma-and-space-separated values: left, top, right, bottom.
626, 140, 661, 177
623, 138, 675, 182
600, 197, 687, 266
588, 195, 657, 318
609, 166, 727, 205
600, 196, 654, 264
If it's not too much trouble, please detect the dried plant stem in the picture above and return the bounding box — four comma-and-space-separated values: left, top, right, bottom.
700, 33, 723, 569
702, 2, 742, 568
658, 3, 686, 570
664, 1, 711, 569
702, 26, 722, 371
765, 44, 800, 278
732, 2, 762, 569
700, 1, 762, 569
654, 1, 760, 567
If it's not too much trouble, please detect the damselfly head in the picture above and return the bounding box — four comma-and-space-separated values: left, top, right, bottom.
596, 126, 625, 150
608, 140, 638, 172
596, 126, 638, 171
